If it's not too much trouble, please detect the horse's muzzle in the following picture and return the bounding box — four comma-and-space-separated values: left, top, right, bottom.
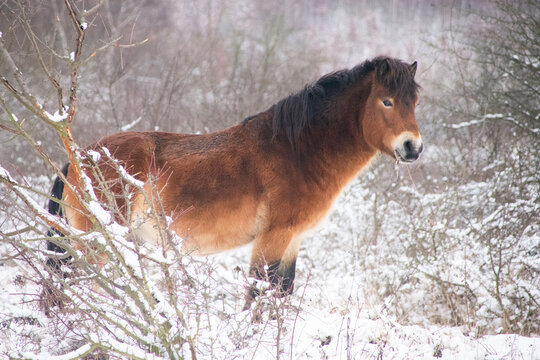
394, 137, 423, 163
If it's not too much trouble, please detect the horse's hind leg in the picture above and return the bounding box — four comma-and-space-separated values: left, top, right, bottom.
45, 163, 73, 276
245, 230, 302, 307
42, 163, 73, 312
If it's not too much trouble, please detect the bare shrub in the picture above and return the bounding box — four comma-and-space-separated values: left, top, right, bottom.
0, 1, 326, 358
338, 0, 539, 335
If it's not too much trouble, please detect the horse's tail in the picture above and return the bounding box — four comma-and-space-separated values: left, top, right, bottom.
46, 163, 70, 271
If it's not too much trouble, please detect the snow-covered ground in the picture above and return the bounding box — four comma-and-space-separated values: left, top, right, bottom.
1, 169, 538, 359
1, 239, 538, 359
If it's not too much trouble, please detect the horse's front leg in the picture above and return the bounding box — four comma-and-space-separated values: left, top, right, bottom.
244, 229, 301, 308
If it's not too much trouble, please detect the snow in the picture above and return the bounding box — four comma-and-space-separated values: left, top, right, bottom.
0, 166, 70, 231
117, 163, 144, 188
17, 344, 92, 360
78, 170, 113, 225
0, 165, 11, 180
44, 108, 69, 123
1, 186, 538, 360
89, 333, 164, 360
445, 113, 505, 129
99, 147, 145, 188
87, 199, 112, 225
120, 116, 142, 131
445, 114, 540, 134
87, 150, 101, 162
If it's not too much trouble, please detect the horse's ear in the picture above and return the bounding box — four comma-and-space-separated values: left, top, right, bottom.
409, 61, 417, 78
377, 58, 391, 78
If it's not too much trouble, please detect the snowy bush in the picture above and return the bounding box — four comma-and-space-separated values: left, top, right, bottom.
331, 0, 540, 336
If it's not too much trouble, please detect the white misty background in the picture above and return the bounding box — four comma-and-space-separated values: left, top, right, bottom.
0, 0, 538, 359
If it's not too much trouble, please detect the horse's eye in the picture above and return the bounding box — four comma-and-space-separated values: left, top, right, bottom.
382, 99, 393, 107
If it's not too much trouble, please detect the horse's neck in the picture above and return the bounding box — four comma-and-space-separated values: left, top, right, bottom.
295, 87, 375, 189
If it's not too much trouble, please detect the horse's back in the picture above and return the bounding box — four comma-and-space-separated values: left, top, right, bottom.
91, 127, 270, 253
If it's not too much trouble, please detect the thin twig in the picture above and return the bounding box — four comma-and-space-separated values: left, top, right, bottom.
17, 1, 65, 113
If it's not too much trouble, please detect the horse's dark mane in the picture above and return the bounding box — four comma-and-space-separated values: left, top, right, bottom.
270, 56, 419, 151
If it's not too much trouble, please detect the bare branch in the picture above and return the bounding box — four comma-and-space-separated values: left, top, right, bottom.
51, 0, 70, 57
17, 2, 65, 113
63, 0, 85, 114
0, 41, 38, 106
82, 0, 105, 18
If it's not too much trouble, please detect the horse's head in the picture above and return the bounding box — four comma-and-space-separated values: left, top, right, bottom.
362, 58, 422, 163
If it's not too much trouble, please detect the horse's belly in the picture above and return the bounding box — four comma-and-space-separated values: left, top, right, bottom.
171, 199, 267, 255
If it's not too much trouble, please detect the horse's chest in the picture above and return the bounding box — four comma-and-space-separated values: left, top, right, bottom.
271, 184, 340, 236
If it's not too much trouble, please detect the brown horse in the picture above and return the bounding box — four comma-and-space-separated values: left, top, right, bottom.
51, 56, 422, 301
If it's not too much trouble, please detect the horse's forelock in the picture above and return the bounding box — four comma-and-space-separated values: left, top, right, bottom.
372, 57, 419, 106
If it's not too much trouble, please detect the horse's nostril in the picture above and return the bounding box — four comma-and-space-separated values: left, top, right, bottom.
404, 140, 413, 153
418, 143, 424, 154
